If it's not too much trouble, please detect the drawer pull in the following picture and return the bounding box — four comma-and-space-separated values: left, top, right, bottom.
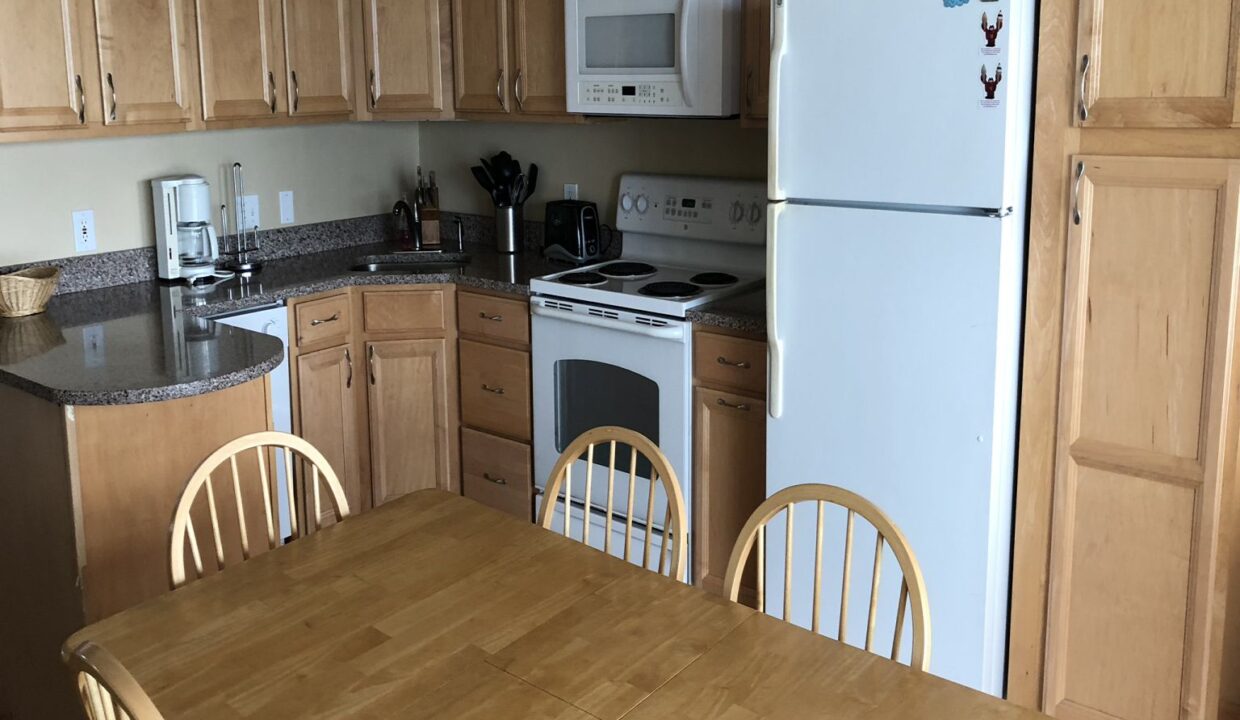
717, 398, 751, 412
482, 384, 506, 395
310, 312, 340, 327
479, 312, 504, 322
717, 356, 752, 369
484, 472, 508, 485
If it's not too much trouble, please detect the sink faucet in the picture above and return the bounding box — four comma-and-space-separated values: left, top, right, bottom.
392, 199, 423, 251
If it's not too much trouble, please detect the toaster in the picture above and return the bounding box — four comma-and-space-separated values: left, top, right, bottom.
544, 200, 602, 264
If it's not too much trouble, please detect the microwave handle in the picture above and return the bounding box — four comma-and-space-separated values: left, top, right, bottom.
679, 0, 694, 108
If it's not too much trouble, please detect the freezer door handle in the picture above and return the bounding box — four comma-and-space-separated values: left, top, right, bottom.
767, 202, 786, 419
767, 0, 789, 201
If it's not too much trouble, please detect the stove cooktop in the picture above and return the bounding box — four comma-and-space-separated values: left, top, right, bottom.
531, 259, 763, 319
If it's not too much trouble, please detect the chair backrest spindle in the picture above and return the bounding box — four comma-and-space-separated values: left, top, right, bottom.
62, 641, 164, 720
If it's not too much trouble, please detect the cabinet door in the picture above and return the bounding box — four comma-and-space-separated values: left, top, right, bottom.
361, 0, 444, 115
367, 339, 452, 506
282, 0, 352, 117
195, 0, 286, 121
1076, 0, 1240, 127
295, 345, 363, 530
511, 0, 566, 115
451, 0, 509, 113
693, 387, 766, 604
93, 0, 196, 126
741, 0, 769, 122
1043, 156, 1240, 719
0, 0, 94, 131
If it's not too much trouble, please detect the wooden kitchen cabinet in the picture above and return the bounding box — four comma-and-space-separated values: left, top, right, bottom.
92, 0, 198, 126
510, 0, 568, 115
195, 0, 288, 123
359, 0, 448, 117
294, 344, 363, 529
282, 0, 353, 118
741, 0, 770, 125
459, 338, 532, 442
1040, 156, 1240, 719
0, 0, 99, 132
1076, 0, 1240, 127
366, 338, 454, 506
451, 0, 508, 113
461, 426, 533, 519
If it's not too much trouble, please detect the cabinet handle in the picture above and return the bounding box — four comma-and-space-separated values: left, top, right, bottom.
717, 397, 751, 412
1072, 161, 1085, 226
496, 69, 506, 110
483, 472, 508, 486
1078, 54, 1090, 123
268, 71, 277, 113
344, 347, 353, 389
291, 70, 300, 113
369, 69, 377, 109
482, 384, 505, 395
479, 311, 504, 322
75, 75, 85, 124
310, 312, 340, 326
514, 69, 524, 111
717, 356, 752, 369
106, 72, 117, 122
368, 345, 377, 385
745, 68, 754, 110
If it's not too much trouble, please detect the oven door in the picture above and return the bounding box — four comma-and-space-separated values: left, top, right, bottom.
531, 300, 692, 575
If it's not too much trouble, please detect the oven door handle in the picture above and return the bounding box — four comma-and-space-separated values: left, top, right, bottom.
532, 304, 686, 341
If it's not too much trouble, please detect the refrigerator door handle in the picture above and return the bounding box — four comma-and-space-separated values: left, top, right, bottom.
767, 202, 786, 419
767, 0, 788, 201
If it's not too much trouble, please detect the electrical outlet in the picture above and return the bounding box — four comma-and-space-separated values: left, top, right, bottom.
72, 210, 96, 253
279, 191, 295, 224
82, 324, 105, 368
563, 184, 579, 200
241, 195, 260, 230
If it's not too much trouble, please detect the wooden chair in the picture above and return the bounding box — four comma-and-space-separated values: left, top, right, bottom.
62, 640, 164, 720
723, 483, 932, 670
169, 431, 350, 588
538, 427, 688, 580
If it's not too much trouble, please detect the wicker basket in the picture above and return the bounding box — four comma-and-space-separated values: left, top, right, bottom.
0, 267, 61, 318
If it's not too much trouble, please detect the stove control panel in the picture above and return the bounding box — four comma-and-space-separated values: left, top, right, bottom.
615, 174, 766, 246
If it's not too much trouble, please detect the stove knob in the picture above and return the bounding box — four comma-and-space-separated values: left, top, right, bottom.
749, 202, 763, 225
730, 201, 746, 223
635, 194, 650, 214
620, 193, 634, 213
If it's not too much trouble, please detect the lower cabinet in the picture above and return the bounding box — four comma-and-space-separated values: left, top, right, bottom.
295, 344, 363, 529
461, 426, 533, 518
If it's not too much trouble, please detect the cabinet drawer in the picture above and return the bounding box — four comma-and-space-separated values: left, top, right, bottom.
462, 428, 532, 520
694, 332, 767, 395
459, 339, 531, 441
362, 289, 447, 334
294, 294, 352, 347
458, 292, 530, 347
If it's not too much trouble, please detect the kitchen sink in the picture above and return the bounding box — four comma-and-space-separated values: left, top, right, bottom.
350, 261, 468, 274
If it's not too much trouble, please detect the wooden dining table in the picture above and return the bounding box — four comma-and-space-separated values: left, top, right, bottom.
66, 490, 1048, 719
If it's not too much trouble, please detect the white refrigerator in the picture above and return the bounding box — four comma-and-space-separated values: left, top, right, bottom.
764, 0, 1033, 696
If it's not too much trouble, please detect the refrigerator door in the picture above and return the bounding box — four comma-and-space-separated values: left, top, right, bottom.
769, 0, 1029, 210
765, 202, 1022, 694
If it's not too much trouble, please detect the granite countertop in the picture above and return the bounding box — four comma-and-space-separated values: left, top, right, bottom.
0, 242, 764, 406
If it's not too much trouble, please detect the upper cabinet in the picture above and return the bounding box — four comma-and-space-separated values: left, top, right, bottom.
360, 0, 447, 116
451, 0, 509, 113
1076, 0, 1240, 127
0, 0, 97, 132
741, 0, 770, 124
195, 0, 287, 123
93, 0, 197, 126
510, 0, 567, 115
282, 0, 353, 118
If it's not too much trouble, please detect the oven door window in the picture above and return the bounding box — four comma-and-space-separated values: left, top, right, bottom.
583, 13, 677, 70
555, 359, 659, 477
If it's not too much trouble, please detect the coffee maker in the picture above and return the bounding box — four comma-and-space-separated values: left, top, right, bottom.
151, 175, 223, 283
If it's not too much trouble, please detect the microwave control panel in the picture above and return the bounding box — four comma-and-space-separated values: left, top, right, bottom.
579, 82, 681, 107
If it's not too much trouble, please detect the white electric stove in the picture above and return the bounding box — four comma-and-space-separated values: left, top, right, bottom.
531, 174, 766, 581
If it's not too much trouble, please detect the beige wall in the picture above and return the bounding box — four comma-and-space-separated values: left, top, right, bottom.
418, 119, 766, 224
0, 123, 419, 266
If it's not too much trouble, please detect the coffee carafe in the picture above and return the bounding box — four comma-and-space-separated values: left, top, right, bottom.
152, 175, 223, 282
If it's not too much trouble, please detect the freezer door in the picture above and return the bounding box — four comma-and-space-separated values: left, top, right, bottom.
765, 203, 1022, 694
769, 0, 1029, 210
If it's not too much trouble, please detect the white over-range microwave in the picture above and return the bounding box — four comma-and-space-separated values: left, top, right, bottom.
565, 0, 742, 117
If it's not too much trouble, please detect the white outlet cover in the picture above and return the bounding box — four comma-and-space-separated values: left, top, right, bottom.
279, 191, 295, 224
72, 209, 96, 253
564, 184, 579, 200
241, 195, 260, 230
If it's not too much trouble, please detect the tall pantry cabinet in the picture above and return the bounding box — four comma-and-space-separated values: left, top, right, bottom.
1009, 1, 1240, 718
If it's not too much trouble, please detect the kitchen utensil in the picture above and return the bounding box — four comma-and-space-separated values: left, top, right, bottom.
523, 164, 539, 203
471, 165, 503, 206
495, 205, 523, 254
509, 175, 526, 209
